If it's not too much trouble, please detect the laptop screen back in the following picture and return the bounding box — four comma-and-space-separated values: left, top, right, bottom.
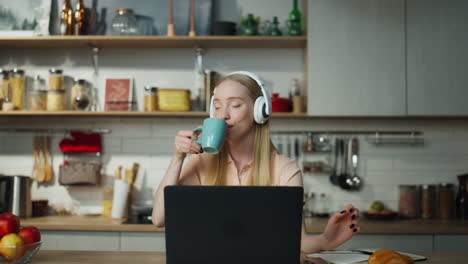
164, 186, 303, 264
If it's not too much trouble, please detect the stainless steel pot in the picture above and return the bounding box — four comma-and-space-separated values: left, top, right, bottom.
0, 175, 32, 217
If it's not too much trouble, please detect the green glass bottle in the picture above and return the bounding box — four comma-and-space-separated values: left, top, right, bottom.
288, 0, 302, 36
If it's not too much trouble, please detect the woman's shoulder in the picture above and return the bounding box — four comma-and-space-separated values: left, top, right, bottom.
272, 151, 298, 167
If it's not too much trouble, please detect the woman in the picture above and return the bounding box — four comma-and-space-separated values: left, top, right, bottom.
152, 71, 360, 253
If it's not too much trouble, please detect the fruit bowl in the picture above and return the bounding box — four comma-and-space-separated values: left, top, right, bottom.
0, 241, 42, 264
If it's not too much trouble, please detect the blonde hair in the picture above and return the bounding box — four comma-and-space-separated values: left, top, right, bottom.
204, 74, 276, 186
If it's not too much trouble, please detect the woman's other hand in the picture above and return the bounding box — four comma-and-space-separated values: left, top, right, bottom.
319, 204, 360, 250
173, 130, 203, 159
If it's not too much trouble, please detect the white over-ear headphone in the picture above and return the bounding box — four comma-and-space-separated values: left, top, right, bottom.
209, 71, 272, 124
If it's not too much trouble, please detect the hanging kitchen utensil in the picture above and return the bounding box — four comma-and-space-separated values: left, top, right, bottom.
44, 135, 53, 183
339, 139, 352, 190
32, 135, 39, 180
329, 138, 340, 186
36, 136, 46, 183
349, 137, 362, 190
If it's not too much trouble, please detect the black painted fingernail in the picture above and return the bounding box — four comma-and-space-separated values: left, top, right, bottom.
200, 149, 204, 153
349, 209, 354, 213
349, 224, 355, 229
353, 228, 358, 232
352, 215, 356, 220
340, 210, 346, 214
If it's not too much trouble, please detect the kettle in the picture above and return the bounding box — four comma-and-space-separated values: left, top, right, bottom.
0, 175, 32, 217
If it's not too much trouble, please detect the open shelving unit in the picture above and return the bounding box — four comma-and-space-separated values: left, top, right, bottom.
0, 36, 307, 49
0, 111, 309, 118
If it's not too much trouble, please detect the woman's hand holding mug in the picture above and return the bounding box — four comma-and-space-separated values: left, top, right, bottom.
173, 130, 203, 159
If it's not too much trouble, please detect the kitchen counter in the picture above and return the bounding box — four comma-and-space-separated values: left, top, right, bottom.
31, 250, 468, 264
21, 215, 468, 234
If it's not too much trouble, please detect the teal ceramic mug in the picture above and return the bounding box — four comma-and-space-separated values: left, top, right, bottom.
193, 118, 227, 154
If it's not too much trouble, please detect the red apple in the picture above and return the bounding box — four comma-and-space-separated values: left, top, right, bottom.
0, 233, 24, 260
0, 213, 20, 239
19, 226, 41, 244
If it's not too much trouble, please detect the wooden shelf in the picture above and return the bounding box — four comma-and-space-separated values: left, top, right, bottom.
0, 36, 307, 49
0, 111, 309, 118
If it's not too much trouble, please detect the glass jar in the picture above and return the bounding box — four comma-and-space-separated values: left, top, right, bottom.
28, 90, 47, 111
47, 90, 66, 111
0, 69, 9, 109
398, 185, 420, 219
144, 86, 158, 112
438, 183, 455, 219
111, 8, 138, 36
421, 184, 436, 219
11, 68, 25, 110
49, 68, 64, 91
71, 79, 90, 110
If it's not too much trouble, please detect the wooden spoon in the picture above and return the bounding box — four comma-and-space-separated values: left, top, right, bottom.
32, 136, 39, 180
44, 135, 53, 183
36, 136, 46, 183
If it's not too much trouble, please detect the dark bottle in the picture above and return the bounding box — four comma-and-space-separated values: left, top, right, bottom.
288, 0, 302, 36
74, 0, 86, 35
60, 0, 74, 35
456, 174, 468, 220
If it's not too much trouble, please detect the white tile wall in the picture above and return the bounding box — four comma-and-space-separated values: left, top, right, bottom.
1, 117, 468, 215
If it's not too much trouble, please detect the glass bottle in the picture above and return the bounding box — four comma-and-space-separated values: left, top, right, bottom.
267, 16, 282, 36
111, 8, 138, 36
74, 0, 86, 35
60, 0, 74, 35
288, 0, 302, 36
438, 183, 455, 220
71, 79, 90, 110
2, 82, 14, 112
144, 86, 158, 112
47, 90, 66, 111
10, 68, 25, 110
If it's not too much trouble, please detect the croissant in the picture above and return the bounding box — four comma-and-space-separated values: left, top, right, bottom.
368, 249, 414, 264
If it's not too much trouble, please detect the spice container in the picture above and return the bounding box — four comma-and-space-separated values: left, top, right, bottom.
2, 82, 14, 112
398, 185, 420, 219
144, 86, 158, 111
47, 90, 66, 111
438, 183, 455, 219
421, 184, 436, 219
49, 68, 64, 91
11, 68, 25, 110
71, 79, 90, 110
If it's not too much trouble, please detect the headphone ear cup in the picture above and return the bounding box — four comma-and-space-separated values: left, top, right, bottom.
254, 96, 268, 124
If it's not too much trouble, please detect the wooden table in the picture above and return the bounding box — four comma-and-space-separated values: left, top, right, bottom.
32, 250, 468, 264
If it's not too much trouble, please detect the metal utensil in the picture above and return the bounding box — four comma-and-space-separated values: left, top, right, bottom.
339, 139, 352, 190
329, 138, 340, 185
349, 137, 362, 190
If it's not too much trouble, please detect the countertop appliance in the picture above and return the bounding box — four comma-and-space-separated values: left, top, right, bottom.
123, 206, 153, 224
0, 175, 32, 217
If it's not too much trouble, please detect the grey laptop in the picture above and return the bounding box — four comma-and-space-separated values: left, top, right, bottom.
164, 185, 303, 264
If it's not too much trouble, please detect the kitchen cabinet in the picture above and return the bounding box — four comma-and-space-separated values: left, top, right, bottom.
41, 231, 120, 251
307, 0, 406, 116
434, 235, 468, 252
406, 0, 468, 115
120, 232, 166, 252
41, 230, 166, 251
